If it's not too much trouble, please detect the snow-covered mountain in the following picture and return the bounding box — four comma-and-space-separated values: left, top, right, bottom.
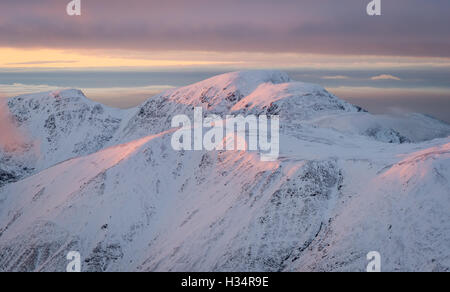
0, 89, 129, 186
0, 71, 449, 272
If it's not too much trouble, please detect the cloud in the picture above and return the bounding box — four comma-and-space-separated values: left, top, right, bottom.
5, 60, 78, 65
327, 86, 450, 123
0, 0, 450, 57
322, 75, 349, 80
84, 85, 175, 108
371, 74, 401, 81
0, 83, 61, 97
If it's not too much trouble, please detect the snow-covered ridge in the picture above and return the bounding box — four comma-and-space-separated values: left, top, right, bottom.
3, 70, 449, 183
0, 71, 449, 272
0, 70, 353, 180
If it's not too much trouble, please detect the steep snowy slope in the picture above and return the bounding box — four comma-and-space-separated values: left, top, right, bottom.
1, 90, 130, 184
0, 71, 449, 272
292, 142, 450, 272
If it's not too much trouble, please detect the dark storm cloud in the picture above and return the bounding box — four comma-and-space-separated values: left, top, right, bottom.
1, 0, 450, 57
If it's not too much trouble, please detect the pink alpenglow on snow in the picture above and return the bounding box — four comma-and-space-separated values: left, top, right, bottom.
0, 98, 29, 152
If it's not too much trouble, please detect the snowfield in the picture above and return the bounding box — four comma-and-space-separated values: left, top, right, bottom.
0, 70, 449, 272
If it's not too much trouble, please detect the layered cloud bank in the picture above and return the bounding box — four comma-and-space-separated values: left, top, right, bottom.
1, 0, 450, 57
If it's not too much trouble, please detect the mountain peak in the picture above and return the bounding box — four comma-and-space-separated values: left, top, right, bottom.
162, 70, 292, 112
196, 70, 292, 93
